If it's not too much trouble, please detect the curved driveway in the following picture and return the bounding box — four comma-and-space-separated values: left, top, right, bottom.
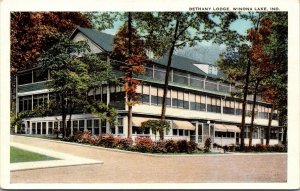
10, 135, 287, 183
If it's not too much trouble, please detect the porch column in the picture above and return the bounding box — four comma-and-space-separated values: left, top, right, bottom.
106, 121, 110, 134
25, 121, 28, 134
195, 121, 199, 143
84, 120, 87, 131
35, 123, 37, 134
71, 120, 73, 136
92, 120, 95, 135
30, 122, 32, 134
40, 123, 43, 135
46, 122, 49, 135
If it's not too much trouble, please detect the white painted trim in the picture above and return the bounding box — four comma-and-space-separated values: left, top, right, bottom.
18, 89, 50, 96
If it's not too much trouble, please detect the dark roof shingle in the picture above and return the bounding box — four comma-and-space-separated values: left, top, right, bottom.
72, 27, 222, 78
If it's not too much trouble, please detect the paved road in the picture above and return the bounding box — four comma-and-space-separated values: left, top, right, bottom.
10, 135, 287, 183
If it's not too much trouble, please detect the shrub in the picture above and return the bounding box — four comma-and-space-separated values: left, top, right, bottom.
152, 141, 167, 153
89, 135, 101, 145
100, 134, 116, 148
229, 145, 235, 152
177, 140, 188, 153
134, 137, 154, 153
77, 130, 92, 144
222, 145, 229, 153
204, 138, 212, 152
255, 144, 267, 152
272, 144, 287, 152
115, 137, 133, 150
187, 141, 197, 154
165, 139, 178, 153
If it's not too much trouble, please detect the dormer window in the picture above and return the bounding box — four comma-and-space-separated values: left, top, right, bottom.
208, 65, 218, 75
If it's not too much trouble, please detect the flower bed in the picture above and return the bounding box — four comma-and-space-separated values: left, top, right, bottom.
61, 130, 199, 154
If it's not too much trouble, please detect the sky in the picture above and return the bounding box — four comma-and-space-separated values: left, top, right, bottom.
102, 14, 253, 64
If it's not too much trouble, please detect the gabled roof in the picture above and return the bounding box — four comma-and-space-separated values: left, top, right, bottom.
71, 27, 114, 52
71, 27, 222, 79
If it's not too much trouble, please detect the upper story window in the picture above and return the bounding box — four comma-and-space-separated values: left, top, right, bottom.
208, 65, 218, 75
18, 72, 32, 85
33, 69, 48, 82
18, 69, 48, 85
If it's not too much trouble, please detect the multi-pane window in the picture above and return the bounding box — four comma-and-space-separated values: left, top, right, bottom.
87, 119, 93, 133
101, 119, 106, 134
219, 84, 230, 93
172, 90, 178, 108
142, 85, 150, 104
195, 94, 206, 111
190, 75, 204, 89
183, 92, 189, 109
33, 69, 48, 82
33, 94, 48, 109
173, 70, 188, 85
270, 129, 278, 139
190, 93, 196, 110
94, 119, 100, 134
18, 72, 32, 85
154, 66, 166, 81
223, 99, 235, 115
117, 118, 123, 134
79, 120, 85, 132
157, 88, 164, 106
235, 102, 243, 115
19, 96, 32, 112
150, 86, 158, 105
73, 121, 79, 132
144, 64, 153, 79
177, 91, 184, 108
132, 126, 150, 135
166, 90, 171, 106
205, 80, 218, 91
215, 131, 235, 138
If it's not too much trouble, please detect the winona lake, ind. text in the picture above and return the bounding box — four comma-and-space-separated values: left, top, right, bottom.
189, 7, 280, 11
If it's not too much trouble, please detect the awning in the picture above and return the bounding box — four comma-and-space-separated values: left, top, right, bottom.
173, 120, 195, 130
214, 124, 240, 133
132, 117, 157, 127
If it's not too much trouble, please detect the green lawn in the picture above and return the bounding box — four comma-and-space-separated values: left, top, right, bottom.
10, 146, 59, 163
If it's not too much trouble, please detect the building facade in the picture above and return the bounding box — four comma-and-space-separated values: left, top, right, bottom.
15, 27, 283, 146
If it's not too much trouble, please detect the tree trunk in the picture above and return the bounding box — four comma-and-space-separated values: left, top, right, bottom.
266, 105, 274, 145
127, 104, 132, 138
240, 58, 251, 149
160, 19, 180, 141
127, 12, 133, 138
249, 79, 260, 146
61, 93, 67, 138
282, 126, 287, 145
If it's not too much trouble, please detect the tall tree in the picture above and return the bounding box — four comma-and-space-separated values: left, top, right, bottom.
135, 12, 236, 140
217, 43, 251, 149
11, 12, 92, 72
217, 12, 269, 149
247, 17, 275, 146
111, 13, 147, 138
38, 32, 116, 138
263, 12, 288, 145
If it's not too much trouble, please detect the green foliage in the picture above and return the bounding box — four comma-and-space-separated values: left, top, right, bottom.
10, 106, 51, 133
141, 120, 170, 135
38, 32, 117, 137
84, 101, 118, 126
